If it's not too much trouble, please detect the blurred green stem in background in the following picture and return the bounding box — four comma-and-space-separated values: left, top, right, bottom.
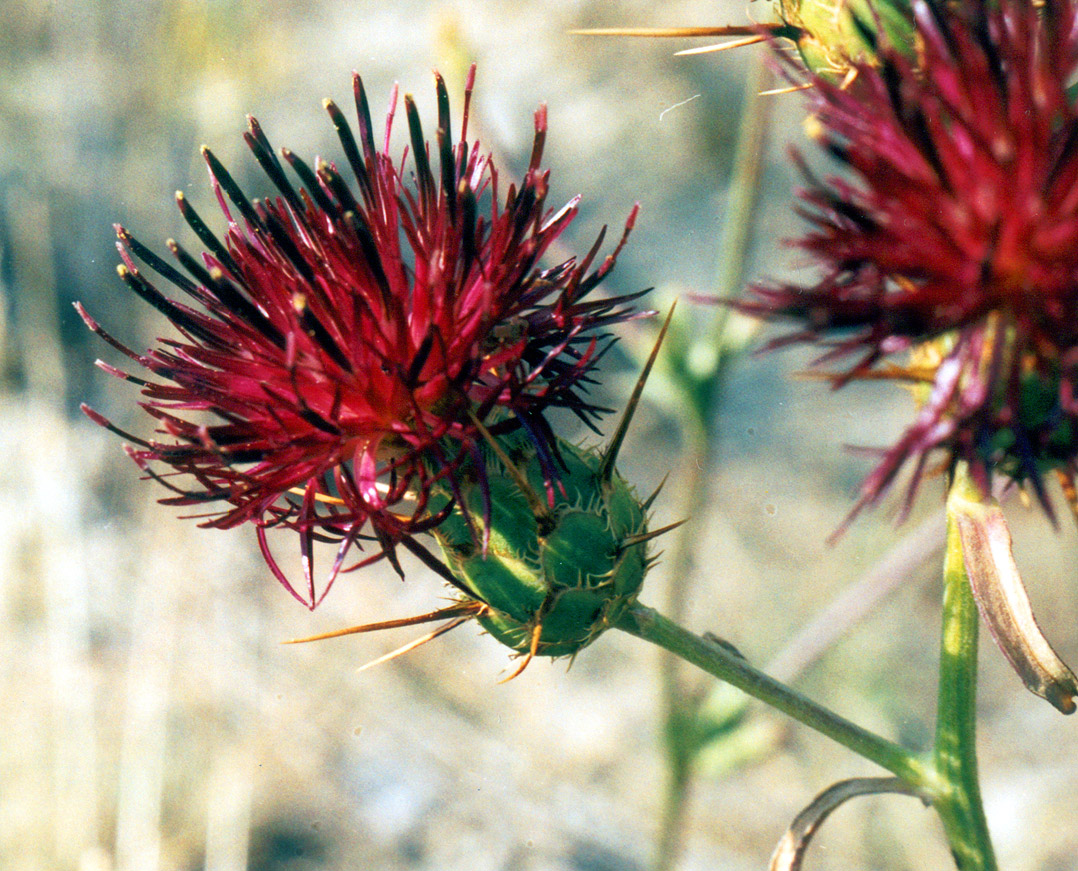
932, 466, 998, 870
649, 50, 771, 871
653, 433, 708, 871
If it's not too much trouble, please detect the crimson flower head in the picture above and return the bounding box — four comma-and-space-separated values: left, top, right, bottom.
746, 0, 1078, 522
80, 66, 642, 607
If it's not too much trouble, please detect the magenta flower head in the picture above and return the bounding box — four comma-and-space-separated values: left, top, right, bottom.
745, 0, 1078, 523
80, 66, 642, 607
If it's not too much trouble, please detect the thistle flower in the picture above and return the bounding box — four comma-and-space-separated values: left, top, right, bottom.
80, 66, 642, 607
745, 0, 1078, 522
287, 311, 677, 673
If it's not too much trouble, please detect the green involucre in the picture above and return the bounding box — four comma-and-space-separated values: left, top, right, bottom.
431, 435, 649, 657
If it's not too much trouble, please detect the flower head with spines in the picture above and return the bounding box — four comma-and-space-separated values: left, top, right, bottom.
80, 66, 644, 607
743, 0, 1078, 525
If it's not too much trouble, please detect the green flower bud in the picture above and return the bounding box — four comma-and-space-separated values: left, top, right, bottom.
780, 0, 915, 74
430, 433, 651, 659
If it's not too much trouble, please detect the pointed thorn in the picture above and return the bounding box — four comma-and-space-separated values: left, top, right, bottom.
355, 615, 477, 672
570, 25, 769, 38
642, 472, 670, 511
599, 303, 677, 483
621, 519, 687, 550
498, 622, 543, 683
673, 34, 767, 55
759, 82, 814, 97
282, 601, 484, 644
467, 409, 549, 520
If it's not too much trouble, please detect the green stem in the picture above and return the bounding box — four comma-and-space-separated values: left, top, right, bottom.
933, 471, 997, 870
653, 723, 694, 871
653, 437, 707, 871
616, 602, 930, 787
711, 53, 773, 326
650, 51, 775, 871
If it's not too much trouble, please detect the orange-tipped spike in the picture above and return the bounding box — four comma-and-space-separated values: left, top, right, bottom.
498, 621, 544, 683
674, 35, 768, 55
759, 82, 815, 96
571, 24, 800, 40
282, 601, 484, 644
356, 615, 478, 673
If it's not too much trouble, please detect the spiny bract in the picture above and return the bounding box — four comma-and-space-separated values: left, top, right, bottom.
430, 434, 649, 658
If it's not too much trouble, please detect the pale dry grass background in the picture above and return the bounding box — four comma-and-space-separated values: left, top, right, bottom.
4, 1, 1078, 870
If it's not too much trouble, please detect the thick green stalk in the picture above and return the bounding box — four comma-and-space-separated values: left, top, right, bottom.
933, 471, 997, 870
616, 603, 930, 787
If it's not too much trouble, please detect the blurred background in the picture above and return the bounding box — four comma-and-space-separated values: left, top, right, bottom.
4, 1, 1078, 869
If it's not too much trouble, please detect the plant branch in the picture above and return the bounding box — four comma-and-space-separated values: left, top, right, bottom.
931, 467, 998, 870
616, 602, 931, 787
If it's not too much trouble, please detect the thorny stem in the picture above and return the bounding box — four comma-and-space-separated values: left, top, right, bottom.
617, 603, 932, 788
932, 468, 998, 870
